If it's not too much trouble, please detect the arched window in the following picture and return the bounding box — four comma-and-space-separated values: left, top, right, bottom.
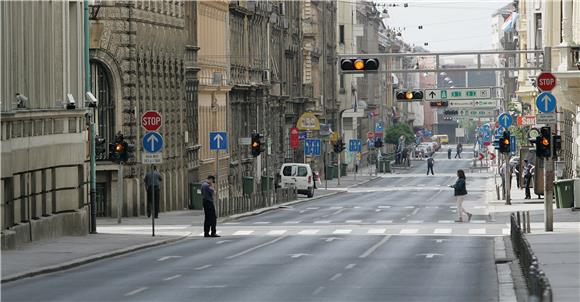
90, 62, 116, 160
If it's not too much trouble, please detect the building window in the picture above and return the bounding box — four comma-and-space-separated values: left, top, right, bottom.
534, 13, 542, 50
339, 25, 345, 44
90, 62, 116, 160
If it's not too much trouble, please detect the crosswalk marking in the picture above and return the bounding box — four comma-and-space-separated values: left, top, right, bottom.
407, 220, 424, 224
267, 230, 287, 235
314, 221, 331, 224
434, 228, 452, 234
253, 222, 270, 225
346, 220, 362, 223
438, 220, 455, 224
376, 220, 393, 224
468, 228, 486, 235
329, 206, 343, 210
404, 206, 415, 209
502, 228, 510, 235
378, 206, 391, 209
333, 229, 352, 234
233, 230, 254, 236
298, 229, 319, 235
400, 229, 419, 234
283, 221, 301, 224
471, 220, 487, 224
368, 228, 386, 234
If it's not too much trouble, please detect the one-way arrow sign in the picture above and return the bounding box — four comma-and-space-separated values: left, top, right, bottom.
429, 91, 436, 99
210, 132, 228, 150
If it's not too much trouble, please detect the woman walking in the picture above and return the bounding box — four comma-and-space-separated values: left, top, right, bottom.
450, 169, 472, 222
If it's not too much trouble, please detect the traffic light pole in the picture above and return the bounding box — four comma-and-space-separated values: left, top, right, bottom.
89, 115, 97, 233
150, 164, 155, 237
117, 162, 123, 224
543, 47, 554, 232
504, 153, 511, 205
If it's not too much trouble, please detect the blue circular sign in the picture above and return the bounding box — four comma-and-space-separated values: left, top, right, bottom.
143, 132, 163, 153
535, 92, 556, 113
498, 113, 513, 128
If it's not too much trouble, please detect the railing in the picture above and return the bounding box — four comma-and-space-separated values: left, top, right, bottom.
215, 188, 297, 218
510, 213, 553, 302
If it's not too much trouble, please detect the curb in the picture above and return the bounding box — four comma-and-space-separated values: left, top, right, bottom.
494, 236, 518, 302
1, 235, 190, 284
223, 176, 381, 222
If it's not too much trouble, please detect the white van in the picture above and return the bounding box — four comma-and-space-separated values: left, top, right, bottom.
278, 163, 314, 198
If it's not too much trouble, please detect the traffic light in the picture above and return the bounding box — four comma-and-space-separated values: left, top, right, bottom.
536, 127, 551, 158
374, 138, 384, 148
498, 131, 511, 153
333, 139, 345, 153
123, 143, 135, 163
109, 133, 126, 163
340, 58, 379, 71
95, 136, 107, 158
251, 132, 262, 157
429, 101, 448, 107
396, 90, 424, 102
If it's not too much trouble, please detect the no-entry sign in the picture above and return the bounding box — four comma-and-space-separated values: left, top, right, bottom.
141, 111, 162, 131
536, 72, 556, 91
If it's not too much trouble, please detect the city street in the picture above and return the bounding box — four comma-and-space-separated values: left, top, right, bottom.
2, 148, 503, 302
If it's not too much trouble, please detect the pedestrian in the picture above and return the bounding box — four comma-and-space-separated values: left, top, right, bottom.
450, 169, 472, 222
514, 163, 521, 189
447, 147, 452, 159
144, 165, 162, 219
523, 160, 534, 199
455, 143, 462, 159
426, 155, 435, 175
201, 175, 220, 237
500, 162, 507, 197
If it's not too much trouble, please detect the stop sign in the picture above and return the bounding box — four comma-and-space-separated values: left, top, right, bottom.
536, 72, 556, 91
290, 127, 299, 149
141, 111, 162, 131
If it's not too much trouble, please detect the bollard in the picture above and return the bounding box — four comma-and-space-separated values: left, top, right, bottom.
522, 212, 527, 234
526, 211, 531, 233
517, 211, 522, 230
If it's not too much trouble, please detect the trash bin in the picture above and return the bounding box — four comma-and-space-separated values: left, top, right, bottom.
376, 160, 384, 173
383, 159, 391, 173
261, 176, 274, 192
325, 165, 334, 180
189, 183, 202, 210
341, 163, 348, 177
554, 179, 575, 208
243, 176, 254, 196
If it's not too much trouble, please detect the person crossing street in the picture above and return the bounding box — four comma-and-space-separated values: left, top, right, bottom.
450, 169, 472, 222
144, 166, 162, 219
426, 155, 435, 175
201, 175, 220, 237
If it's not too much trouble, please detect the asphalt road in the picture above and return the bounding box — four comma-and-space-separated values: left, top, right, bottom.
2, 146, 501, 302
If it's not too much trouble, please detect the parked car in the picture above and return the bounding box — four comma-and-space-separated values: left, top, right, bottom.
278, 163, 315, 197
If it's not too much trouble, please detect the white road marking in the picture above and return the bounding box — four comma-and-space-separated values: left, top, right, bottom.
330, 273, 343, 281
299, 210, 307, 214
283, 221, 301, 224
289, 253, 310, 258
359, 236, 391, 258
469, 228, 487, 235
353, 206, 361, 209
345, 263, 357, 270
323, 208, 345, 217
502, 228, 510, 235
378, 206, 391, 209
405, 206, 416, 209
400, 229, 419, 234
194, 264, 212, 271
473, 206, 487, 209
471, 220, 487, 224
438, 220, 455, 224
449, 206, 457, 209
312, 286, 326, 295
434, 228, 452, 234
376, 220, 393, 224
298, 229, 319, 235
417, 253, 443, 258
333, 229, 352, 234
189, 285, 227, 289
216, 240, 232, 245
407, 220, 424, 224
410, 208, 420, 215
368, 228, 386, 234
163, 274, 182, 281
224, 222, 240, 225
233, 230, 254, 236
307, 207, 320, 210
346, 220, 362, 224
425, 206, 439, 209
253, 222, 270, 225
375, 209, 382, 212
322, 237, 342, 242
157, 256, 182, 262
124, 287, 148, 297
329, 206, 343, 209
226, 237, 286, 260
314, 220, 331, 224
267, 230, 287, 235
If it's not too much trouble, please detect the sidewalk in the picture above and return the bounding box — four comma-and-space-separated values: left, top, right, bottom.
488, 177, 580, 302
1, 171, 379, 283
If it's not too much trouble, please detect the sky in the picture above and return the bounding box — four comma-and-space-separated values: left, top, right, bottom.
378, 0, 513, 51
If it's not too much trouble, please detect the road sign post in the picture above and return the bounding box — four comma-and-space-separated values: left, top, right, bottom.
541, 48, 554, 232
141, 111, 165, 236
210, 132, 228, 210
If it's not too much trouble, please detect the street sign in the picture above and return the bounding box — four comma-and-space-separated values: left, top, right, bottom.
298, 132, 307, 141
142, 153, 162, 164
141, 111, 162, 131
367, 132, 374, 139
143, 132, 163, 153
424, 88, 491, 101
535, 92, 556, 113
496, 127, 505, 136
374, 122, 384, 133
458, 109, 495, 117
349, 139, 362, 152
473, 99, 497, 108
448, 100, 474, 108
488, 152, 496, 161
478, 153, 484, 160
528, 128, 540, 140
521, 115, 536, 126
296, 112, 320, 131
367, 138, 375, 149
536, 112, 557, 124
536, 72, 557, 91
238, 137, 251, 145
304, 139, 321, 156
209, 132, 228, 150
510, 135, 516, 153
498, 113, 513, 128
290, 127, 299, 149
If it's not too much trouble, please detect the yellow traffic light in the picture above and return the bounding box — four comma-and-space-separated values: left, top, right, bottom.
540, 137, 549, 146
252, 142, 259, 148
115, 143, 124, 153
502, 139, 510, 145
354, 59, 365, 70
405, 91, 413, 100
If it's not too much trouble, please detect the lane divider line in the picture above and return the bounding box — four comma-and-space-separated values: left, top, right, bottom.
163, 274, 182, 281
359, 235, 391, 258
124, 287, 148, 297
226, 236, 286, 260
194, 264, 212, 271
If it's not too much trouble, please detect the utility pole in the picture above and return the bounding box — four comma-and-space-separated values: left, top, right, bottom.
503, 56, 511, 205
543, 46, 554, 232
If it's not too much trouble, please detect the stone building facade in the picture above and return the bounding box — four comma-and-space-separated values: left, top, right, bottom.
89, 0, 198, 217
1, 1, 89, 248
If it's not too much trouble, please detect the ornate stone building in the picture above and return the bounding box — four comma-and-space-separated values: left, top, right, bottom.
89, 1, 198, 217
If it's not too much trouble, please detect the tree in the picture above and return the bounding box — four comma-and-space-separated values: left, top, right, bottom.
384, 123, 415, 145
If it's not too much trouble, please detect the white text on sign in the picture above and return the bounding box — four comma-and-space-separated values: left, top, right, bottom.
142, 117, 161, 127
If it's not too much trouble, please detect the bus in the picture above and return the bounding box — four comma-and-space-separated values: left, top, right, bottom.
432, 134, 449, 144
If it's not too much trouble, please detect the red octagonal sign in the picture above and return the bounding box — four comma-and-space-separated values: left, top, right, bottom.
536, 72, 556, 92
141, 111, 162, 131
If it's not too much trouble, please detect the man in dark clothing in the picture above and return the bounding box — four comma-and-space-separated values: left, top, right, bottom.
447, 147, 452, 159
201, 175, 219, 237
523, 160, 534, 199
426, 156, 435, 175
455, 143, 462, 159
144, 166, 162, 218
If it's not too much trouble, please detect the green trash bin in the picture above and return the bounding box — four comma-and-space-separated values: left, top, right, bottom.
243, 176, 254, 196
341, 163, 348, 177
332, 165, 339, 178
261, 176, 274, 192
554, 179, 575, 208
324, 165, 333, 180
189, 183, 202, 210
383, 159, 391, 173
